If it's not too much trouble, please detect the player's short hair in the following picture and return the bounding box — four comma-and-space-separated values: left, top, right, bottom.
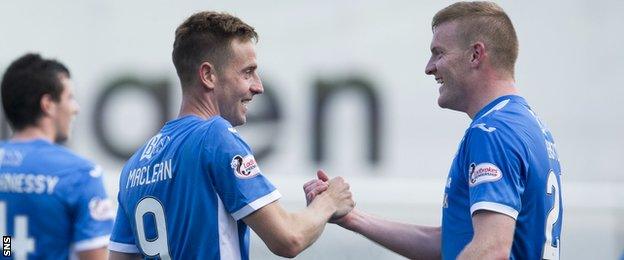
1, 53, 70, 131
172, 11, 258, 88
432, 1, 518, 76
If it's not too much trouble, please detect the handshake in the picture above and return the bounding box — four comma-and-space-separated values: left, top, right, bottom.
303, 170, 356, 225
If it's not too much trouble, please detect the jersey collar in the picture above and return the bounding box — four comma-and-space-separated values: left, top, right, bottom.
473, 95, 527, 121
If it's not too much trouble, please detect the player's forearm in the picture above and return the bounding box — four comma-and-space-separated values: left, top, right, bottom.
245, 198, 336, 258
456, 241, 509, 260
77, 247, 108, 260
108, 251, 142, 260
279, 192, 337, 255
344, 209, 441, 259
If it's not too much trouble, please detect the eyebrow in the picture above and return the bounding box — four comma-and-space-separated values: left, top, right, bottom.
242, 64, 257, 72
430, 46, 441, 54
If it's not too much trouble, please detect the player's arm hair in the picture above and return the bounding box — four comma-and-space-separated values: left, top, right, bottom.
76, 247, 108, 260
338, 209, 441, 259
457, 210, 515, 260
243, 195, 337, 258
107, 251, 142, 260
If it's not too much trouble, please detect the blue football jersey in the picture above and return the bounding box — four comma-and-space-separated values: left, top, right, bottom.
441, 95, 563, 259
0, 139, 114, 260
109, 115, 281, 260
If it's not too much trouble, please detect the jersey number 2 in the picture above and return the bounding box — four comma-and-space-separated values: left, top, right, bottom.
542, 171, 561, 259
135, 197, 171, 260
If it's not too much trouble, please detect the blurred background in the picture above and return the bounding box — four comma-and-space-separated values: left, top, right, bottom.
1, 0, 623, 259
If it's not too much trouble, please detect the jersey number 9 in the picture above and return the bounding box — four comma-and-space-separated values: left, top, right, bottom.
135, 197, 171, 260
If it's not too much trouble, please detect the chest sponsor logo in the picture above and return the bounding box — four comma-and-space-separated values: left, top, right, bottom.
231, 154, 261, 179
469, 162, 502, 187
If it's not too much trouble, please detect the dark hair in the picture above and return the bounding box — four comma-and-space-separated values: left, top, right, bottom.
1, 53, 70, 130
432, 1, 518, 76
172, 11, 258, 88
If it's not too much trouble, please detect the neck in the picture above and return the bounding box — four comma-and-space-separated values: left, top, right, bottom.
465, 77, 518, 119
178, 88, 220, 120
11, 125, 54, 143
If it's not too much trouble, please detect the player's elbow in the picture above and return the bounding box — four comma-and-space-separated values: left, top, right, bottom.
267, 234, 306, 258
270, 247, 299, 259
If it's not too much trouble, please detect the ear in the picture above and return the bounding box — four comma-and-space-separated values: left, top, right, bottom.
470, 42, 486, 68
40, 94, 56, 116
198, 61, 217, 90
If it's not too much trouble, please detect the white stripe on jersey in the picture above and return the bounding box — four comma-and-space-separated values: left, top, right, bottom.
478, 99, 510, 119
470, 201, 519, 219
72, 235, 110, 252
231, 190, 282, 221
217, 194, 242, 260
108, 241, 140, 253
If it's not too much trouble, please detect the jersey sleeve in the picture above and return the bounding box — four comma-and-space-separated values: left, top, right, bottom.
70, 165, 115, 252
205, 124, 281, 221
464, 124, 526, 220
109, 194, 140, 253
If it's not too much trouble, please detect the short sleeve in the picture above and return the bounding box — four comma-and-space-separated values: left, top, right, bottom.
109, 196, 140, 253
465, 125, 526, 220
71, 165, 115, 252
204, 124, 281, 221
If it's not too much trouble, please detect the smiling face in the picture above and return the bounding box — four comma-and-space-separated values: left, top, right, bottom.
214, 38, 263, 126
425, 21, 471, 112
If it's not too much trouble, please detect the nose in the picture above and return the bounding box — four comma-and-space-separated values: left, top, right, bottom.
252, 82, 264, 95
73, 100, 80, 115
251, 73, 264, 95
425, 58, 436, 75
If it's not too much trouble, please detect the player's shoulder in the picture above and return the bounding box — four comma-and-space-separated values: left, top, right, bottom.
46, 143, 95, 168
199, 116, 242, 142
465, 96, 540, 152
201, 117, 251, 158
25, 143, 104, 195
471, 96, 535, 134
171, 114, 235, 138
208, 116, 238, 134
0, 140, 99, 178
45, 145, 106, 182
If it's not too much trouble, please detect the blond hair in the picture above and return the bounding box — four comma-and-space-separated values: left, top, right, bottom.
432, 1, 518, 76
